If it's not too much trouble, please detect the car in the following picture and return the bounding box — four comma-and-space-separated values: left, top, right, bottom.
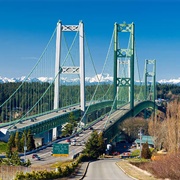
72, 153, 80, 159
76, 142, 81, 146
82, 127, 86, 131
32, 154, 41, 160
112, 151, 120, 156
30, 118, 35, 122
81, 140, 85, 145
71, 139, 76, 145
35, 156, 41, 160
32, 154, 38, 159
71, 141, 76, 146
66, 139, 71, 143
89, 127, 93, 130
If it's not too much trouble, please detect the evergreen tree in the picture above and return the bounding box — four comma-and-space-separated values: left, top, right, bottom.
83, 130, 105, 159
98, 132, 105, 155
61, 123, 73, 136
20, 131, 27, 153
9, 151, 21, 166
141, 142, 151, 159
8, 133, 15, 148
6, 133, 15, 158
69, 112, 77, 126
26, 159, 31, 167
15, 131, 21, 152
27, 130, 35, 151
69, 112, 75, 122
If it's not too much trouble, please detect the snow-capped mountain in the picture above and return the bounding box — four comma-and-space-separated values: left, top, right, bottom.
158, 78, 180, 85
0, 74, 113, 85
1, 75, 180, 85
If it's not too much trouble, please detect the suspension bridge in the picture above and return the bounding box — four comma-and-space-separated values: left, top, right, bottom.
0, 21, 158, 146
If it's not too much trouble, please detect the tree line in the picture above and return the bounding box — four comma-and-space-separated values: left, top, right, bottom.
6, 129, 35, 158
1, 82, 179, 105
0, 82, 113, 122
1, 82, 180, 122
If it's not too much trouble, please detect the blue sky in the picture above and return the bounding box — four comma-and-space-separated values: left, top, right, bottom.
0, 0, 180, 81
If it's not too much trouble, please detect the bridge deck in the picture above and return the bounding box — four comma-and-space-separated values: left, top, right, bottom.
1, 104, 81, 133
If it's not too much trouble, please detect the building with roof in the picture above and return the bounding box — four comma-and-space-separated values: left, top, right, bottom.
135, 135, 154, 148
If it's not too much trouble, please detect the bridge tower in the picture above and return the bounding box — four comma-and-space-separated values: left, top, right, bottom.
53, 21, 85, 138
113, 22, 135, 112
144, 59, 156, 103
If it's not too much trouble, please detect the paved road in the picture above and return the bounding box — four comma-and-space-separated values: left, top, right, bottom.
28, 103, 133, 166
84, 159, 133, 180
5, 104, 81, 131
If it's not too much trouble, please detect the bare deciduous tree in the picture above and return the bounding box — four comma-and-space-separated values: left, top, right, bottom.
148, 100, 180, 152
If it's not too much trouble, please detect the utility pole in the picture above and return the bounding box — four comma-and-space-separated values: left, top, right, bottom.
139, 127, 142, 158
24, 134, 27, 162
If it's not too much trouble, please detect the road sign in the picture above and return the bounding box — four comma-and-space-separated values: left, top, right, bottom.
53, 143, 69, 157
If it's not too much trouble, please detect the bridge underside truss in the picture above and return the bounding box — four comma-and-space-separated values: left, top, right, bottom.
103, 100, 158, 142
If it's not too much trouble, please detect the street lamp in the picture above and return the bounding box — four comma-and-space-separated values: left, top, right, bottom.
24, 134, 27, 162
138, 127, 143, 158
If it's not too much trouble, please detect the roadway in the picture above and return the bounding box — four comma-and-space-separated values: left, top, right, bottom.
7, 104, 81, 131
0, 101, 104, 131
28, 104, 131, 167
84, 158, 133, 180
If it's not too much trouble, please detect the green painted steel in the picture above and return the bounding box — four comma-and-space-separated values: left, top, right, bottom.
7, 100, 161, 144
86, 101, 113, 114
144, 59, 156, 118
103, 100, 157, 142
144, 59, 156, 103
9, 101, 113, 135
113, 22, 135, 113
10, 109, 81, 135
133, 101, 156, 116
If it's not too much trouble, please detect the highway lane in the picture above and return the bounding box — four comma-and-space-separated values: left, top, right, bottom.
2, 101, 101, 130
28, 104, 132, 166
6, 104, 81, 131
84, 158, 133, 180
29, 129, 93, 166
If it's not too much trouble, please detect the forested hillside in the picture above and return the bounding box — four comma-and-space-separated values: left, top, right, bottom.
1, 82, 179, 105
157, 83, 180, 99
0, 82, 113, 122
0, 82, 179, 122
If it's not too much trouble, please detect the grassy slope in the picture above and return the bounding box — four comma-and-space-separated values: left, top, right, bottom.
0, 141, 7, 154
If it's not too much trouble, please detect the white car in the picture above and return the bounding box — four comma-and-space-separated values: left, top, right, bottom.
71, 141, 76, 146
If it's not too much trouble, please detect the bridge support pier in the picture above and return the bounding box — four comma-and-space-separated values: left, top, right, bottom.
52, 20, 85, 135
52, 128, 58, 140
53, 21, 62, 140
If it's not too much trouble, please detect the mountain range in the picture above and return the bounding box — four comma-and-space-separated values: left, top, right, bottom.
0, 75, 180, 85
0, 74, 113, 85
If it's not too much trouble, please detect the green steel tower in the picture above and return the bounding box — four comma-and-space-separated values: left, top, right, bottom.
144, 59, 156, 103
113, 22, 135, 113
